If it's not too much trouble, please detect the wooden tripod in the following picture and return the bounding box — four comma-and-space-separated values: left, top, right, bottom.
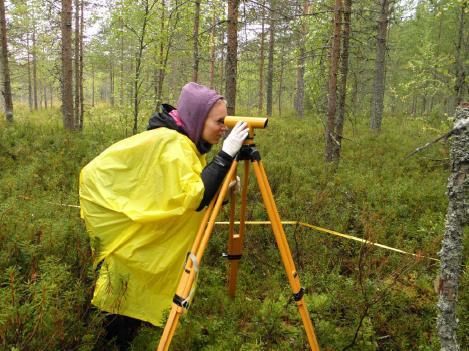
156, 140, 320, 351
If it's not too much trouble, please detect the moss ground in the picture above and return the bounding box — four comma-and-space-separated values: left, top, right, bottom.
0, 107, 467, 350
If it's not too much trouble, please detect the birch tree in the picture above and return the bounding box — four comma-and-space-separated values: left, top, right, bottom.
123, 0, 158, 134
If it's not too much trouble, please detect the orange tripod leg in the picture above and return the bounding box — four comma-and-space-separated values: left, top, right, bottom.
156, 142, 322, 350
156, 160, 239, 351
226, 160, 250, 297
252, 160, 320, 351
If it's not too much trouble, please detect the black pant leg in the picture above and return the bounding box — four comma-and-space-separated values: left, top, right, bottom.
103, 313, 142, 351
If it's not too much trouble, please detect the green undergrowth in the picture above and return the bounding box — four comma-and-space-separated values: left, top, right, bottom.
0, 107, 467, 350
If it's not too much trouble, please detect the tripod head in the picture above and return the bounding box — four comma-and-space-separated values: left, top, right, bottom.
224, 116, 268, 142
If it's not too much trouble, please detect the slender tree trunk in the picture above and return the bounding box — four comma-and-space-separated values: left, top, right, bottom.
278, 43, 285, 117
38, 80, 42, 108
155, 0, 177, 111
50, 85, 53, 107
133, 52, 140, 134
74, 0, 80, 127
61, 0, 74, 130
332, 0, 352, 163
133, 44, 141, 134
0, 0, 13, 122
454, 1, 466, 107
43, 84, 47, 109
129, 59, 134, 106
192, 0, 201, 82
154, 0, 165, 111
79, 0, 84, 129
295, 1, 309, 118
91, 64, 95, 107
225, 0, 239, 115
26, 32, 33, 112
119, 37, 124, 106
132, 0, 155, 134
219, 29, 225, 94
266, 4, 274, 117
351, 71, 357, 113
437, 106, 468, 351
119, 1, 124, 106
258, 0, 266, 114
324, 0, 342, 162
430, 8, 443, 112
0, 26, 3, 113
209, 12, 216, 89
32, 26, 38, 111
370, 0, 389, 132
295, 45, 305, 117
109, 58, 114, 107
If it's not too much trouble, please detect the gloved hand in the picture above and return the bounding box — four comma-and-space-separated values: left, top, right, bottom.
222, 121, 249, 157
223, 175, 241, 203
228, 176, 241, 194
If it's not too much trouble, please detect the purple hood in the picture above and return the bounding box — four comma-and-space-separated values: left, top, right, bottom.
177, 82, 223, 143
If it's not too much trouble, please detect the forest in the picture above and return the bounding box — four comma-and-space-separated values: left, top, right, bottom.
0, 0, 468, 350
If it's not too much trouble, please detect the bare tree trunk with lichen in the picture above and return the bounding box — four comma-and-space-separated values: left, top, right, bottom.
436, 106, 468, 351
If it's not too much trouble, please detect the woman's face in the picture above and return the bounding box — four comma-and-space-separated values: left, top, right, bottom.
201, 100, 228, 144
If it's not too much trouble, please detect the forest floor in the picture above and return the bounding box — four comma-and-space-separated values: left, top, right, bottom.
1, 106, 467, 350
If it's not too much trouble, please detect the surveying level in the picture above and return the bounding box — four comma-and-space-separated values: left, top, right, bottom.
224, 116, 268, 140
224, 116, 268, 129
156, 117, 320, 351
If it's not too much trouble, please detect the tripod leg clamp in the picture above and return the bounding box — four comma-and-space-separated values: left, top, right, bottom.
293, 287, 305, 302
173, 294, 190, 309
174, 252, 199, 311
222, 253, 243, 260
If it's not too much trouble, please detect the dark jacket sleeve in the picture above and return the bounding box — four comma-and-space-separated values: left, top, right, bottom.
196, 150, 234, 211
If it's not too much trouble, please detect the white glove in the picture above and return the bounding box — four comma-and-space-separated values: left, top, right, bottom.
222, 121, 249, 157
224, 175, 241, 202
228, 176, 241, 194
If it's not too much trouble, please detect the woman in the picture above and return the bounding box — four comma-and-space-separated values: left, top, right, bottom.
79, 82, 248, 349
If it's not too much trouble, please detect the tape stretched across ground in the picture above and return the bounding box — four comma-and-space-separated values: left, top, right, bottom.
214, 220, 440, 262
44, 201, 439, 262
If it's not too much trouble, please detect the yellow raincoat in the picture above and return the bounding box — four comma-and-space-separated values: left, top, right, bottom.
79, 128, 206, 326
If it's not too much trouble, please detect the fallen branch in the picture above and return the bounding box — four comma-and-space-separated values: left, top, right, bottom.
405, 116, 469, 159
